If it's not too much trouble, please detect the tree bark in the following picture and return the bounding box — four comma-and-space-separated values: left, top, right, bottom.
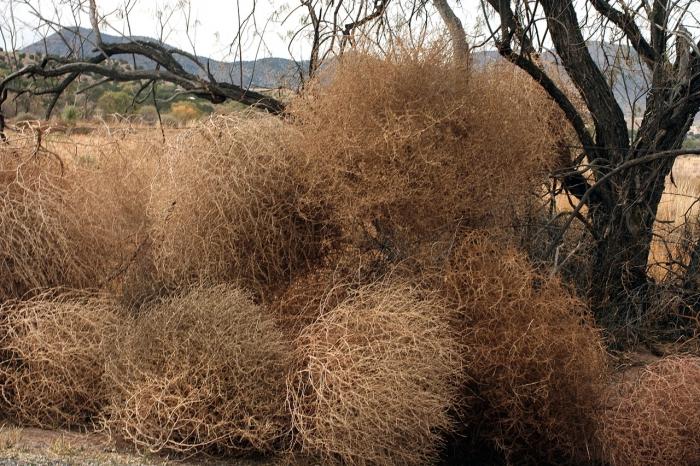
432, 0, 469, 65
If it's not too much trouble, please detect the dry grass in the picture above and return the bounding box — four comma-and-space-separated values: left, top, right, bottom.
104, 284, 292, 456
287, 281, 463, 465
0, 290, 119, 428
0, 426, 23, 450
438, 231, 609, 463
599, 356, 700, 466
648, 178, 700, 281
288, 46, 561, 259
148, 114, 337, 299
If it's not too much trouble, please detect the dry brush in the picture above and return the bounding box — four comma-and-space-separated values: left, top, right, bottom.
599, 356, 700, 466
0, 290, 119, 428
439, 231, 609, 463
105, 284, 293, 456
287, 281, 464, 465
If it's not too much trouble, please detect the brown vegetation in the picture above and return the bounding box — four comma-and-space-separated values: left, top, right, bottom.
439, 231, 609, 463
0, 291, 118, 428
0, 130, 155, 303
269, 246, 391, 339
8, 44, 696, 466
149, 114, 337, 299
287, 282, 463, 465
289, 47, 561, 258
599, 356, 700, 466
104, 285, 292, 455
0, 147, 104, 302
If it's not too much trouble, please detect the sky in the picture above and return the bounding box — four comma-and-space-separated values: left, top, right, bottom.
3, 0, 698, 62
0, 0, 483, 61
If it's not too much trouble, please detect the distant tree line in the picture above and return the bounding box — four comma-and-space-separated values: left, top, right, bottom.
0, 52, 236, 124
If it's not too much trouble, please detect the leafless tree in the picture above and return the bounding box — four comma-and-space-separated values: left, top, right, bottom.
468, 0, 700, 327
0, 0, 470, 122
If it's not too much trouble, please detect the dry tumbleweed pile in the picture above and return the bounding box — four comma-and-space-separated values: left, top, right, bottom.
599, 356, 700, 466
105, 284, 293, 455
440, 231, 609, 463
0, 290, 119, 428
288, 282, 464, 465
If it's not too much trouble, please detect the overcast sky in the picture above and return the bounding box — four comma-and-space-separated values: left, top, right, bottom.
4, 0, 698, 63
2, 0, 483, 61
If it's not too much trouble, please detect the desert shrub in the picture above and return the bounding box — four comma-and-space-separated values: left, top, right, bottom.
61, 105, 80, 125
0, 154, 106, 301
196, 102, 215, 114
270, 246, 389, 339
271, 263, 350, 339
136, 105, 159, 124
289, 46, 561, 258
0, 291, 119, 428
105, 284, 292, 455
0, 133, 157, 303
12, 112, 38, 123
599, 356, 700, 466
97, 91, 132, 116
149, 114, 337, 298
288, 282, 463, 465
80, 141, 159, 300
169, 101, 202, 123
117, 237, 174, 312
159, 113, 179, 127
439, 231, 609, 463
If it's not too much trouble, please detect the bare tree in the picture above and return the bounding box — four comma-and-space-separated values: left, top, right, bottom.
0, 0, 473, 124
464, 0, 700, 327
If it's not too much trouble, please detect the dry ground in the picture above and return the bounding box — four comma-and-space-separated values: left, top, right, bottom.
0, 424, 278, 465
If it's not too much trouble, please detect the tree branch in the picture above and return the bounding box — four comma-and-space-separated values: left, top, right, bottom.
0, 38, 285, 117
432, 0, 469, 64
539, 0, 630, 157
546, 146, 700, 257
496, 43, 596, 152
342, 0, 390, 47
589, 0, 660, 68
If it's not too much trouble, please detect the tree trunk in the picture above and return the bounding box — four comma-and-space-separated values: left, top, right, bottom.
432, 0, 469, 65
588, 127, 685, 329
589, 196, 657, 329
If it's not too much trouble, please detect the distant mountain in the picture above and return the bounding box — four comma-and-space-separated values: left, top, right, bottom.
21, 28, 686, 120
21, 27, 304, 89
472, 42, 651, 116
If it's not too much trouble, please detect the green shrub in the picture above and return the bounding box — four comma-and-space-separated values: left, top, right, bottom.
61, 105, 80, 125
97, 91, 133, 116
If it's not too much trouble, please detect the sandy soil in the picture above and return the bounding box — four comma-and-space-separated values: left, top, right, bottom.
0, 424, 278, 466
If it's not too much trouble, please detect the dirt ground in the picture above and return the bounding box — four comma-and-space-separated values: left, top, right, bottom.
0, 424, 278, 466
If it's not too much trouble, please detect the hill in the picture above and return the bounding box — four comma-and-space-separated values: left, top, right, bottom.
14, 28, 698, 123
20, 27, 304, 89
